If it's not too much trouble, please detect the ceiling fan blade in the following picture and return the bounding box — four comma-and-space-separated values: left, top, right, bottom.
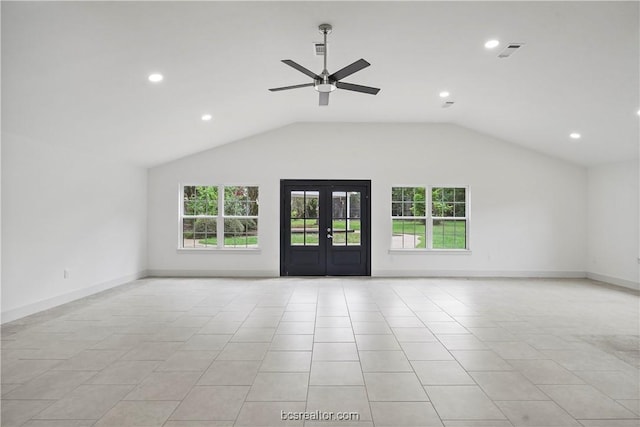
319, 92, 329, 106
329, 58, 370, 81
269, 83, 315, 92
282, 60, 321, 80
335, 81, 380, 95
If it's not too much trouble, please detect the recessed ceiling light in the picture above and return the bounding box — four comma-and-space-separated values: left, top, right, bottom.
148, 73, 163, 83
439, 91, 450, 98
569, 133, 581, 139
484, 39, 500, 49
201, 114, 213, 121
637, 109, 640, 116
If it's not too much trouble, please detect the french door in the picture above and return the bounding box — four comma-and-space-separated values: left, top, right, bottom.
280, 180, 371, 276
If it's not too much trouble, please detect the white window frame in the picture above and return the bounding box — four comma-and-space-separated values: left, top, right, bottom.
178, 184, 260, 251
390, 185, 471, 252
391, 186, 428, 250
429, 185, 470, 251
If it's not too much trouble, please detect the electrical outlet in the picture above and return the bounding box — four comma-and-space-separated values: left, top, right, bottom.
64, 269, 70, 279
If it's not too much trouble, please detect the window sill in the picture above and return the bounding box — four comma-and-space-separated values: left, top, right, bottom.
388, 249, 472, 255
177, 248, 261, 253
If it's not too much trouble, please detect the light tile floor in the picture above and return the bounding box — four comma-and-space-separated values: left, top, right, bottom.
2, 277, 639, 427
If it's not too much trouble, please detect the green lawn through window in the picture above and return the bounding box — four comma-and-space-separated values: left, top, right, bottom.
392, 220, 466, 249
193, 219, 464, 249
197, 236, 258, 247
432, 220, 466, 249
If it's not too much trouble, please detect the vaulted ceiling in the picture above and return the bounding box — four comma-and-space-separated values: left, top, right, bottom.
3, 1, 638, 167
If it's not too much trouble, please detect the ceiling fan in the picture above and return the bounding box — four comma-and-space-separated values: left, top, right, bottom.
269, 24, 380, 106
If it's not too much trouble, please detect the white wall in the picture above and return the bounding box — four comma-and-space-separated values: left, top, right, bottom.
148, 123, 587, 278
587, 159, 639, 289
1, 133, 148, 322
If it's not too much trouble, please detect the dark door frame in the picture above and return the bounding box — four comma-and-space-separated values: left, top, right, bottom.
280, 179, 372, 276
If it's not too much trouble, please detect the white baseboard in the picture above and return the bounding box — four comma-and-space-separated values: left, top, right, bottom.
1, 270, 148, 324
373, 270, 586, 279
148, 269, 278, 278
587, 272, 640, 291
148, 269, 587, 279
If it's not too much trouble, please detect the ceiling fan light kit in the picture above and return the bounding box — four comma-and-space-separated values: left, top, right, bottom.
269, 23, 380, 106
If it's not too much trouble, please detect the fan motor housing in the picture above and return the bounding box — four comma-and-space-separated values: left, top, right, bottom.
318, 23, 332, 34
315, 82, 336, 93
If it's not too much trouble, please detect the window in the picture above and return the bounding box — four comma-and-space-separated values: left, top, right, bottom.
181, 185, 258, 249
391, 187, 426, 249
182, 186, 218, 249
431, 187, 467, 249
224, 186, 259, 248
391, 186, 468, 250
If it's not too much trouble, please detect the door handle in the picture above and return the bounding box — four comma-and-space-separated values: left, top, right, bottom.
327, 228, 332, 239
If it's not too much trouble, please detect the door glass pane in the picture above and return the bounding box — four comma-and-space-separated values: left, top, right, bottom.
349, 192, 361, 218
304, 219, 319, 246
291, 192, 305, 219
332, 192, 346, 246
332, 192, 347, 219
291, 191, 320, 246
291, 219, 303, 246
332, 191, 361, 246
348, 230, 361, 246
332, 231, 347, 245
305, 191, 319, 218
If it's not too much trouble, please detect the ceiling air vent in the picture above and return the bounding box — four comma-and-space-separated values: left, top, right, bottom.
442, 101, 455, 108
498, 43, 524, 58
314, 43, 326, 56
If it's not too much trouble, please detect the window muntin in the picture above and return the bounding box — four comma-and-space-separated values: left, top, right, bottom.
223, 186, 258, 248
182, 186, 218, 248
432, 187, 467, 249
224, 186, 259, 216
183, 185, 218, 216
391, 186, 468, 250
391, 187, 427, 249
181, 185, 258, 249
